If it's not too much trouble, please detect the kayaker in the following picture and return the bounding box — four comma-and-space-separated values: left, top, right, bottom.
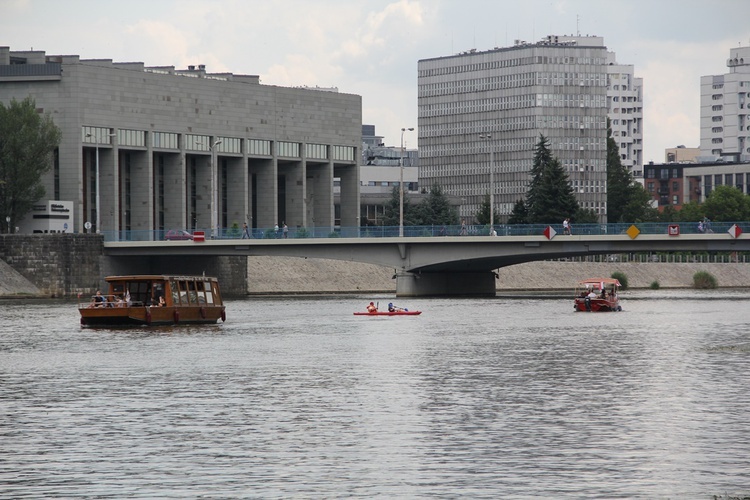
367, 302, 377, 313
388, 302, 404, 312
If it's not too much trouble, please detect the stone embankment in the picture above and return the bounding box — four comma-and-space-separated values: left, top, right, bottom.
245, 256, 750, 294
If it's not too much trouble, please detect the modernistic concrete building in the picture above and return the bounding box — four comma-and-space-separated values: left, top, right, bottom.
418, 35, 640, 224
700, 45, 750, 163
606, 51, 643, 177
0, 46, 362, 239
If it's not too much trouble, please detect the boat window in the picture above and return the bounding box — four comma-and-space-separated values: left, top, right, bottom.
188, 280, 199, 304
128, 281, 150, 305
212, 282, 222, 305
178, 280, 189, 304
203, 280, 214, 305
170, 281, 180, 305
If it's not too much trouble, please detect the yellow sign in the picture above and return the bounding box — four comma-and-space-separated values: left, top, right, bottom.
626, 225, 641, 239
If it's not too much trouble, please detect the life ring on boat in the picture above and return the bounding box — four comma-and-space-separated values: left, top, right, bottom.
173, 309, 180, 324
221, 310, 226, 322
145, 308, 152, 326
199, 306, 206, 319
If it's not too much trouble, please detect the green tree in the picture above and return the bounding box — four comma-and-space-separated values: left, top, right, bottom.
507, 198, 528, 224
382, 186, 414, 227
526, 135, 578, 224
0, 97, 62, 232
412, 184, 458, 226
702, 184, 750, 222
475, 193, 491, 225
674, 201, 704, 223
574, 207, 599, 224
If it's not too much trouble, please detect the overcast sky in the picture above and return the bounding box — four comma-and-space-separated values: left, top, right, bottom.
3, 0, 749, 162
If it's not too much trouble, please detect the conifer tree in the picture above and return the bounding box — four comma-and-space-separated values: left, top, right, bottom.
526, 134, 579, 224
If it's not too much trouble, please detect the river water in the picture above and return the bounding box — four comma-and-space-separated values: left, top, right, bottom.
1, 290, 750, 499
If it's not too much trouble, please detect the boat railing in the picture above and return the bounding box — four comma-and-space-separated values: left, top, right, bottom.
79, 293, 131, 309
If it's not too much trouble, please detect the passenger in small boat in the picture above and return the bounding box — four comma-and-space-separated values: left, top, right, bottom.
366, 302, 378, 313
388, 303, 405, 312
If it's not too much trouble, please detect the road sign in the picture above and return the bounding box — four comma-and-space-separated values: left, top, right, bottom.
544, 225, 557, 240
728, 224, 743, 238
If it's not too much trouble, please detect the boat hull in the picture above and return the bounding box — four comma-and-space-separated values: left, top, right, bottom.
353, 311, 422, 316
573, 298, 621, 312
79, 305, 225, 327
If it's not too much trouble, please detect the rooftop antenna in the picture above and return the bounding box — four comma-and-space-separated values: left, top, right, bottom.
576, 15, 580, 36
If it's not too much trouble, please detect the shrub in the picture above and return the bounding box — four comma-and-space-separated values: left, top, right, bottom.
328, 231, 340, 238
611, 271, 628, 290
295, 227, 310, 239
693, 271, 718, 289
649, 281, 660, 290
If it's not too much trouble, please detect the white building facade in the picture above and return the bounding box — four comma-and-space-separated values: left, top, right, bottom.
700, 45, 750, 162
418, 35, 617, 223
606, 51, 644, 177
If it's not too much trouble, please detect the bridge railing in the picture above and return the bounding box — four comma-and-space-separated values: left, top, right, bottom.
99, 221, 750, 242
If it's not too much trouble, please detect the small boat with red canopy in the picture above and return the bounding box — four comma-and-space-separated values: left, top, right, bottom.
79, 275, 226, 327
574, 278, 623, 312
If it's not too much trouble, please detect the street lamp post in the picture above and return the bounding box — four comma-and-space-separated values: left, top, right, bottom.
399, 127, 414, 237
479, 134, 494, 231
209, 139, 222, 239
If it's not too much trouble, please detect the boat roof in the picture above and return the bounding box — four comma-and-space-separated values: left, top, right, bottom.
577, 277, 621, 287
104, 275, 219, 282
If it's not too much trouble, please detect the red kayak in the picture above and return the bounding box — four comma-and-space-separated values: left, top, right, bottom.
353, 311, 422, 316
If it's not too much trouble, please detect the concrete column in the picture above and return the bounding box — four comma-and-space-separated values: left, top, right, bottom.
306, 160, 333, 231
99, 147, 118, 234
161, 152, 185, 231
224, 156, 247, 232
254, 158, 277, 229
396, 271, 497, 297
129, 149, 153, 233
337, 161, 360, 231
191, 154, 212, 232
279, 159, 304, 229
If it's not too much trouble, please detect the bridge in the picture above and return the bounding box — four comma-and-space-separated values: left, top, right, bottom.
103, 222, 750, 296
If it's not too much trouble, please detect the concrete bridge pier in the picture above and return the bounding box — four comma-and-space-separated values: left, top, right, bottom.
395, 271, 497, 297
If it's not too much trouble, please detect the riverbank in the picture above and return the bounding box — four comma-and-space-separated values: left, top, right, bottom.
2, 255, 750, 297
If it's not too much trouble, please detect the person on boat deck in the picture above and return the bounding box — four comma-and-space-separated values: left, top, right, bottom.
157, 295, 166, 307
367, 302, 378, 313
601, 289, 607, 299
586, 290, 598, 299
91, 290, 106, 308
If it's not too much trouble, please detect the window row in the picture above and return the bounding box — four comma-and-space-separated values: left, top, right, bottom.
418, 54, 608, 78
82, 127, 353, 161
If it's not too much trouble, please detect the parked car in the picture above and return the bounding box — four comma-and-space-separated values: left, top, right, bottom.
164, 230, 194, 241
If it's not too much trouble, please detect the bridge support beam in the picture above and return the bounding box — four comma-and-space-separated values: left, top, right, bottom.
395, 271, 496, 297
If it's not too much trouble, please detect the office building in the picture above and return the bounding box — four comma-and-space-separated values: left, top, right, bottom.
606, 51, 643, 177
0, 46, 361, 237
418, 35, 641, 223
665, 145, 700, 164
700, 45, 750, 162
